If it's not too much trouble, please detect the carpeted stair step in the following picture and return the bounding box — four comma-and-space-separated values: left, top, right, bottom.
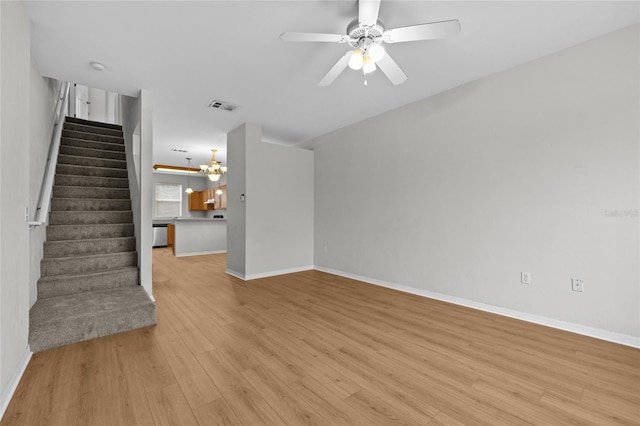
51, 198, 131, 211
58, 154, 126, 169
59, 145, 126, 161
37, 267, 139, 299
61, 137, 125, 153
56, 163, 128, 179
30, 117, 156, 353
53, 186, 130, 200
62, 129, 124, 144
65, 116, 123, 131
44, 236, 136, 258
41, 251, 137, 277
55, 174, 129, 189
29, 286, 156, 352
64, 122, 123, 138
49, 210, 133, 225
47, 223, 133, 241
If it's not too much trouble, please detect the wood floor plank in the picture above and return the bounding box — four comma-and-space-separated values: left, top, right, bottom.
146, 383, 199, 426
193, 398, 243, 426
156, 332, 222, 410
2, 248, 638, 426
242, 364, 329, 425
289, 375, 372, 425
195, 349, 286, 425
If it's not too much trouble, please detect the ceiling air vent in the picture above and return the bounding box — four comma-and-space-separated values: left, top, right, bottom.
209, 99, 238, 112
170, 148, 188, 153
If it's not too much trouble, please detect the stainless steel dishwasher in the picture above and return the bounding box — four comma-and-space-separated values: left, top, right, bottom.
152, 224, 168, 248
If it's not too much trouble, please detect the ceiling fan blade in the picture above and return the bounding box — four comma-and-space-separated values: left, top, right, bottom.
319, 52, 352, 86
280, 32, 349, 43
383, 20, 461, 44
358, 0, 381, 26
376, 52, 407, 85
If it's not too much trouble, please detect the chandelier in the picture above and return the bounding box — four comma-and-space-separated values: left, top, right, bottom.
200, 149, 228, 182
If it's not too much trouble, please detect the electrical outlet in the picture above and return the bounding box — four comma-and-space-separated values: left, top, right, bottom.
521, 272, 531, 285
571, 278, 584, 292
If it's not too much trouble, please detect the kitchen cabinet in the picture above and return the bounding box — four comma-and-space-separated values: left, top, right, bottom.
188, 186, 227, 211
188, 191, 207, 211
167, 223, 175, 255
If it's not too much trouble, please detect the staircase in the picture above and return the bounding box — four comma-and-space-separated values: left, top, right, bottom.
29, 117, 156, 353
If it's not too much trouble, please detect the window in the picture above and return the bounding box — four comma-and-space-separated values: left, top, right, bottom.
155, 183, 182, 218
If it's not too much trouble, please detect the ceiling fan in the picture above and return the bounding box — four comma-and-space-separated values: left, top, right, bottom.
280, 0, 461, 86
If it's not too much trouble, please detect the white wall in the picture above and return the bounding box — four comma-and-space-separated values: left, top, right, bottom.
121, 91, 154, 297
28, 68, 60, 308
226, 123, 314, 279
312, 25, 640, 343
226, 124, 248, 277
0, 1, 33, 416
245, 128, 314, 278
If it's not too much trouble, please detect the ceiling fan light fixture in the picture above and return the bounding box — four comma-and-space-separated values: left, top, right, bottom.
348, 48, 364, 70
362, 56, 376, 74
368, 43, 385, 62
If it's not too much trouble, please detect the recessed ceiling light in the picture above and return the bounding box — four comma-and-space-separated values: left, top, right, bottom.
89, 61, 106, 71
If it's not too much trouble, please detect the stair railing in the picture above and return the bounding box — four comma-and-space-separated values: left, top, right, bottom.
29, 81, 71, 228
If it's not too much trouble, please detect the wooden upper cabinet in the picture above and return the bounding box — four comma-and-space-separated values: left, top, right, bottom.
188, 191, 202, 211
188, 186, 227, 211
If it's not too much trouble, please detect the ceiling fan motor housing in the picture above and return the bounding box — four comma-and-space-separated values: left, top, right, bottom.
347, 18, 385, 48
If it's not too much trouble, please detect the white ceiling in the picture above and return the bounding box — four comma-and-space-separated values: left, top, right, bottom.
27, 1, 639, 168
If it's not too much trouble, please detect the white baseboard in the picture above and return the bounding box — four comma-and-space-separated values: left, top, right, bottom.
1, 345, 32, 419
245, 265, 314, 281
226, 265, 314, 281
314, 266, 640, 349
175, 250, 226, 257
225, 269, 245, 280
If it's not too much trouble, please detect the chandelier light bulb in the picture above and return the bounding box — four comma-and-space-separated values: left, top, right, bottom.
368, 43, 385, 62
362, 56, 376, 74
348, 48, 364, 70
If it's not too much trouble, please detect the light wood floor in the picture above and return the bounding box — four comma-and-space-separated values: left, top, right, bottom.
2, 248, 639, 425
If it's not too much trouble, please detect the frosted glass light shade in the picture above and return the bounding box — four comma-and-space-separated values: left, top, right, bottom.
185, 187, 194, 194
348, 48, 364, 70
362, 56, 376, 74
209, 174, 221, 182
368, 43, 385, 62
